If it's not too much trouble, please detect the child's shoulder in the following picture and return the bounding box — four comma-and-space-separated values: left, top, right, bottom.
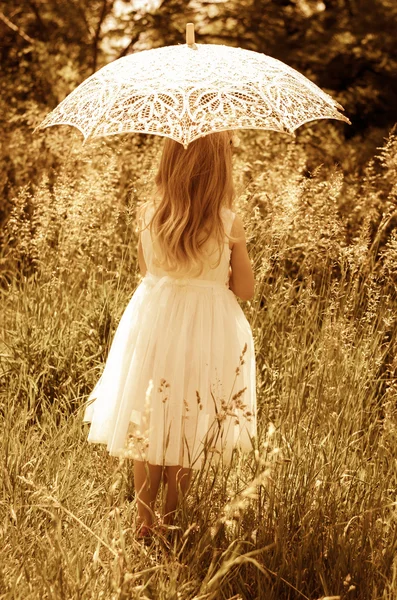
221, 205, 235, 216
220, 206, 236, 222
138, 200, 156, 227
221, 206, 237, 233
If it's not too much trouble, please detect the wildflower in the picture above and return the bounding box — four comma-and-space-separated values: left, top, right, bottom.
232, 387, 247, 402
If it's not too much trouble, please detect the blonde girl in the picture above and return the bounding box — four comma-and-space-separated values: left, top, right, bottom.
84, 131, 256, 538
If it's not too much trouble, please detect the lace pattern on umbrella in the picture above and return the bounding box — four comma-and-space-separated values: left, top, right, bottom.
38, 43, 350, 147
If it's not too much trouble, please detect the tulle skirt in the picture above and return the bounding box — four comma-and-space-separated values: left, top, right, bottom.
83, 273, 256, 469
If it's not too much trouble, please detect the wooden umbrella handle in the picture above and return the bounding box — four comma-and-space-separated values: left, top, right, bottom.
186, 23, 195, 45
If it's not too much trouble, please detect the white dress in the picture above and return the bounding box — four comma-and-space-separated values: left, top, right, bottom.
83, 206, 256, 469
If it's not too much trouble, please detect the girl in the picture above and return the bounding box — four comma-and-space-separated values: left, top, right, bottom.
83, 131, 256, 538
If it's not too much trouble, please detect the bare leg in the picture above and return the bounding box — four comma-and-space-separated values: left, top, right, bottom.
133, 460, 163, 527
163, 465, 192, 525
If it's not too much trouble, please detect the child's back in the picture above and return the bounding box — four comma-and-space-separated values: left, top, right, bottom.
83, 131, 256, 533
141, 203, 234, 283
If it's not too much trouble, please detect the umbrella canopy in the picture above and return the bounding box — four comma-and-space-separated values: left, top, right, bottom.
37, 23, 350, 147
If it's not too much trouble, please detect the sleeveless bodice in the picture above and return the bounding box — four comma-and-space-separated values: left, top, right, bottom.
140, 205, 235, 286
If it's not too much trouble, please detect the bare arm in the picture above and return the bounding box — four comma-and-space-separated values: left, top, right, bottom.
229, 214, 255, 301
138, 235, 147, 276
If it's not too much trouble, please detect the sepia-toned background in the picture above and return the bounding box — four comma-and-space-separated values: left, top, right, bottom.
1, 2, 396, 599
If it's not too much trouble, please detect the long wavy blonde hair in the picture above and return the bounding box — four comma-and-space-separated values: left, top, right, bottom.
143, 131, 234, 276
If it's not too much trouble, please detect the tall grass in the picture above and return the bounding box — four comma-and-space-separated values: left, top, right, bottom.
1, 130, 396, 599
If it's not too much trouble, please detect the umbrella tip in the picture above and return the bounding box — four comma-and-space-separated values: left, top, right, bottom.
186, 23, 195, 46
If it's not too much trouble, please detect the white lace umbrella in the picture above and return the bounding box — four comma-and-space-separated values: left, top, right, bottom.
37, 23, 350, 148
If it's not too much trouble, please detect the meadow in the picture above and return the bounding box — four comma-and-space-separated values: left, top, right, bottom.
1, 126, 396, 600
